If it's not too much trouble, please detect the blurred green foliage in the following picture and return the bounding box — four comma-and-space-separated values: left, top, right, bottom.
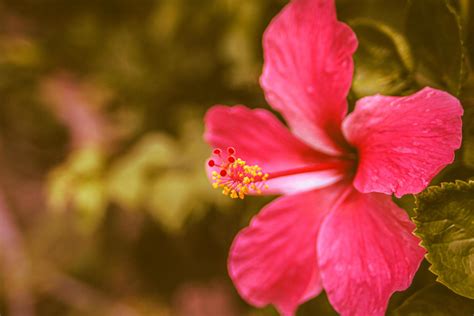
406, 0, 468, 96
393, 283, 474, 316
350, 20, 414, 98
0, 0, 473, 315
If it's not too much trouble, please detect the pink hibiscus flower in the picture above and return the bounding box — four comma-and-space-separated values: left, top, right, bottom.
203, 0, 463, 315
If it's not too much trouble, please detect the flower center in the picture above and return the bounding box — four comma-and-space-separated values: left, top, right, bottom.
208, 147, 352, 199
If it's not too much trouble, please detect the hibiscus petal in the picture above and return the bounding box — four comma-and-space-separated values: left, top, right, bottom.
317, 189, 425, 316
204, 105, 344, 195
261, 0, 358, 155
342, 87, 463, 197
229, 185, 345, 316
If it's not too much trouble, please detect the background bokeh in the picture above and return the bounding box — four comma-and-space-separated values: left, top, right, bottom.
0, 0, 473, 315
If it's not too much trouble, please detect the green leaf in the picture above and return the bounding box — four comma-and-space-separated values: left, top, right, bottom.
414, 181, 474, 299
393, 283, 474, 315
350, 19, 415, 98
406, 0, 467, 95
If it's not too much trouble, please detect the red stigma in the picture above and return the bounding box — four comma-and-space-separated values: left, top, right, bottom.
227, 156, 235, 163
220, 170, 227, 177
213, 148, 222, 155
208, 159, 215, 167
227, 147, 235, 155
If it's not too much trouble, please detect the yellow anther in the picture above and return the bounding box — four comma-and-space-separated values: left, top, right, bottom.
210, 156, 269, 200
